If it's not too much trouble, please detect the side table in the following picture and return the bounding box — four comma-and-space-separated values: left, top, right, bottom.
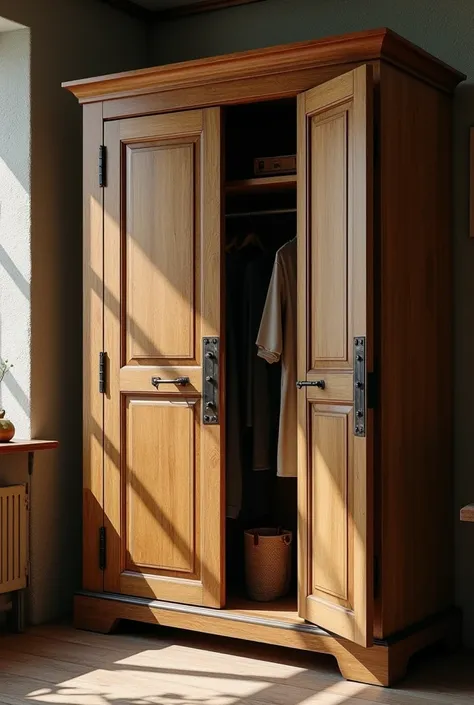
0, 439, 58, 631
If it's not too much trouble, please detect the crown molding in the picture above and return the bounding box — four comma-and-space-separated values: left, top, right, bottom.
63, 28, 466, 103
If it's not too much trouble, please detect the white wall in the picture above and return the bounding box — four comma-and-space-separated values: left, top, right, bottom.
0, 0, 149, 624
0, 28, 30, 438
151, 0, 474, 646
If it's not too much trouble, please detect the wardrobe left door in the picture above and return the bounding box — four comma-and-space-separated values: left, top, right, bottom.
102, 109, 225, 608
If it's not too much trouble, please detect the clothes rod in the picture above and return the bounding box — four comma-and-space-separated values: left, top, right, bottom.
225, 208, 297, 218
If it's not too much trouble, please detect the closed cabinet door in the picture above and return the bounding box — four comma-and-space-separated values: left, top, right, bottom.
103, 109, 224, 607
296, 66, 374, 646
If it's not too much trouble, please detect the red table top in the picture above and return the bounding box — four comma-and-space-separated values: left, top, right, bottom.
0, 440, 58, 455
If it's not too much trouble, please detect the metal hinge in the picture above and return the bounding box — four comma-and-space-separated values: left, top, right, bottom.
99, 526, 106, 571
353, 337, 366, 437
99, 145, 107, 188
99, 352, 106, 394
374, 555, 380, 597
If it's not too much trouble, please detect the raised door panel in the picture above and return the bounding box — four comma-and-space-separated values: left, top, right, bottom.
125, 398, 198, 576
103, 109, 224, 608
297, 66, 374, 647
310, 109, 349, 369
310, 405, 353, 609
126, 143, 195, 363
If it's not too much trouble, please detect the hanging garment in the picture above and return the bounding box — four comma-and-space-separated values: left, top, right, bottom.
256, 237, 297, 478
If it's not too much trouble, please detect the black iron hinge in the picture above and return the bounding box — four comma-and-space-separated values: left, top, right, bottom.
374, 555, 380, 597
99, 145, 107, 188
99, 352, 107, 394
99, 526, 106, 571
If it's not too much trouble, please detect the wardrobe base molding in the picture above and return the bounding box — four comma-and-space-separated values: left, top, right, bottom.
74, 592, 460, 688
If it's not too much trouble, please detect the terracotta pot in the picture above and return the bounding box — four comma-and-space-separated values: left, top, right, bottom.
0, 410, 15, 442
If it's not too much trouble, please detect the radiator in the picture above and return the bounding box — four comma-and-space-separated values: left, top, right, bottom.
0, 485, 28, 594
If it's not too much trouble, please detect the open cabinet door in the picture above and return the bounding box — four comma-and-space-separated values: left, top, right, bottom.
297, 66, 374, 646
103, 109, 224, 608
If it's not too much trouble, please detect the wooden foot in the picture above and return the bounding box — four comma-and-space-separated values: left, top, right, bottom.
74, 595, 118, 634
335, 647, 390, 686
73, 592, 461, 688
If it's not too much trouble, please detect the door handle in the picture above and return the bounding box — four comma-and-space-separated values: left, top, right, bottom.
296, 380, 326, 390
151, 376, 190, 389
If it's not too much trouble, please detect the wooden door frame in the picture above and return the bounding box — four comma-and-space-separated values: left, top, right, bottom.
82, 101, 105, 593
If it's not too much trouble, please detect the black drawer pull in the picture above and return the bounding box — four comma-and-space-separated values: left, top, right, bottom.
296, 380, 325, 390
151, 376, 190, 389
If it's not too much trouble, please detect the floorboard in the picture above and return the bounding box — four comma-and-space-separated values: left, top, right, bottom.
0, 624, 471, 704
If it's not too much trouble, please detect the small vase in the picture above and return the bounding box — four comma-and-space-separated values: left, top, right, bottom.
0, 410, 15, 442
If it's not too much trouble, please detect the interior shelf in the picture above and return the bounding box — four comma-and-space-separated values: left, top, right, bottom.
225, 174, 297, 195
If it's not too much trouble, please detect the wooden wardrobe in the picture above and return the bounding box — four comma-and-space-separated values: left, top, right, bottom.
63, 28, 465, 687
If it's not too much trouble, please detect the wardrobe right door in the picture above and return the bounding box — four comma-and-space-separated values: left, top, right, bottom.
296, 65, 374, 647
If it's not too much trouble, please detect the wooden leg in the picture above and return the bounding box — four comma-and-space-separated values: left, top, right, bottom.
74, 595, 118, 634
9, 590, 26, 633
335, 646, 390, 687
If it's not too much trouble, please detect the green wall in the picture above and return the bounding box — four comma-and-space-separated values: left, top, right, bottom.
153, 0, 474, 646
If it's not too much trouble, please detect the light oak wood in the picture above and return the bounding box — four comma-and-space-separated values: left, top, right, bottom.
0, 440, 58, 455
460, 504, 474, 522
225, 594, 299, 623
82, 101, 104, 594
62, 29, 464, 104
0, 486, 27, 594
103, 108, 224, 608
297, 66, 374, 648
73, 25, 463, 684
102, 64, 371, 120
310, 406, 352, 609
125, 142, 195, 362
125, 399, 197, 576
74, 593, 461, 688
310, 104, 350, 368
305, 373, 353, 402
225, 174, 297, 194
376, 63, 454, 638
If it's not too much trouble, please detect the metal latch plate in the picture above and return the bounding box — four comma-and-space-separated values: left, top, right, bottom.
354, 337, 366, 437
203, 337, 219, 425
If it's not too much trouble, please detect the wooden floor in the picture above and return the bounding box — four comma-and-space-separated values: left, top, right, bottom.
0, 623, 472, 704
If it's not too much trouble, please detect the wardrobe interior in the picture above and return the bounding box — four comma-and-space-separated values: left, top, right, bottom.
224, 98, 298, 610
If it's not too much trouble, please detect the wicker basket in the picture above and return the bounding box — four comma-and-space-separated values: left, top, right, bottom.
244, 528, 292, 602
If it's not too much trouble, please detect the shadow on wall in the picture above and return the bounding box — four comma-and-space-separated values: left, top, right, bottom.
0, 27, 31, 438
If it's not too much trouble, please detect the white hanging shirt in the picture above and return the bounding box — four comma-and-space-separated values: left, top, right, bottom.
256, 237, 297, 478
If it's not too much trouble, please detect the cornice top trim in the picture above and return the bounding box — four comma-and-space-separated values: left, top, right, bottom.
62, 28, 465, 103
